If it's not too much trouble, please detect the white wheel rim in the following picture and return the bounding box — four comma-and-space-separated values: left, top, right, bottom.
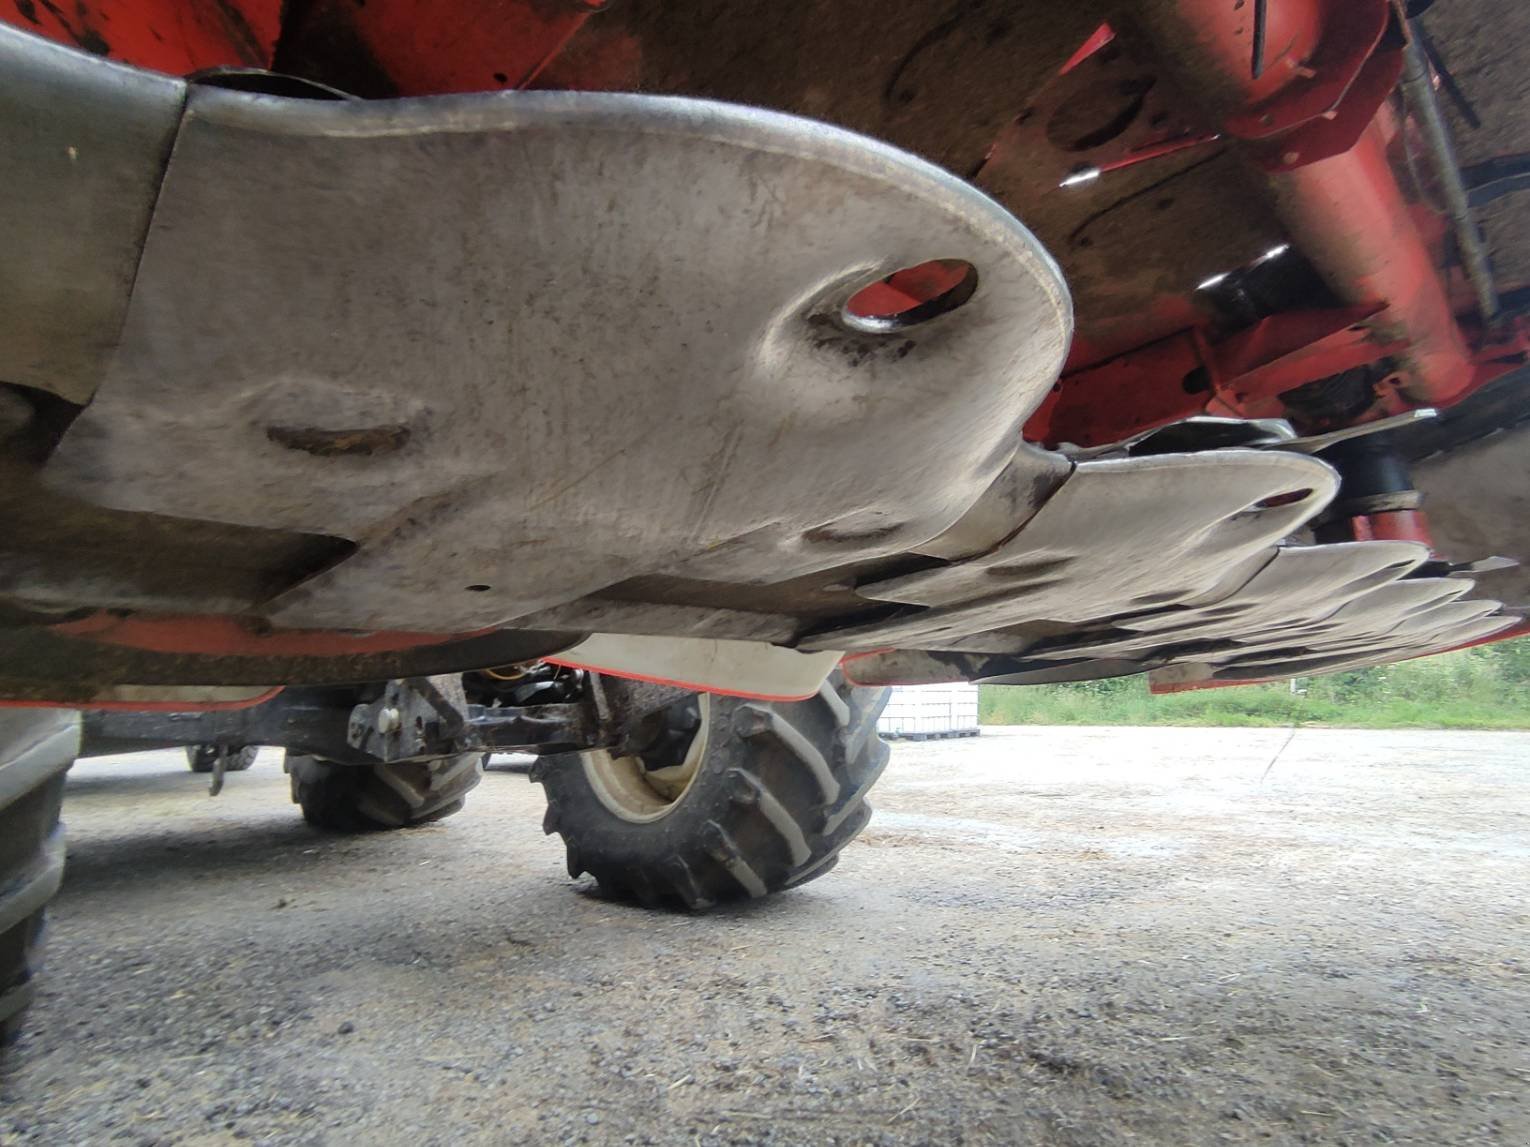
581, 694, 712, 824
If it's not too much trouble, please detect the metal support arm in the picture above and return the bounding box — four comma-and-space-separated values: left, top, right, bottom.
80, 678, 609, 764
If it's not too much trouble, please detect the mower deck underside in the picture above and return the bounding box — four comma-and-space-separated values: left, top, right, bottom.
0, 2, 1525, 699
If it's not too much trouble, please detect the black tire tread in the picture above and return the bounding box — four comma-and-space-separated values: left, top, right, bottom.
186, 745, 259, 773
1, 711, 76, 1049
287, 753, 484, 832
535, 673, 889, 909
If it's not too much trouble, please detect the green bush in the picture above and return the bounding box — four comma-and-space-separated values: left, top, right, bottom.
978, 642, 1530, 729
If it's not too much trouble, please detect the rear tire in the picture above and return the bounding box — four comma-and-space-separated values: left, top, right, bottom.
286, 753, 485, 831
186, 745, 259, 773
534, 673, 890, 909
0, 710, 77, 1050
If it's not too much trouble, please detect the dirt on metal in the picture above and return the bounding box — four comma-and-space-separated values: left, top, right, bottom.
2, 726, 1527, 1145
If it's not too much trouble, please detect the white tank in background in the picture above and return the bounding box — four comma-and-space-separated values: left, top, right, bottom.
876, 683, 981, 740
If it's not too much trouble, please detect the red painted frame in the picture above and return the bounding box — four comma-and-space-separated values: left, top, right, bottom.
4, 0, 278, 73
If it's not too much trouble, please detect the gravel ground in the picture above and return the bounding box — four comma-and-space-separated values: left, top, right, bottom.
2, 726, 1528, 1146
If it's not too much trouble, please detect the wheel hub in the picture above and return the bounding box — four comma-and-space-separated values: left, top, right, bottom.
582, 694, 712, 823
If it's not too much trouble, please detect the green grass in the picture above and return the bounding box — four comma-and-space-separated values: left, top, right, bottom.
979, 641, 1530, 730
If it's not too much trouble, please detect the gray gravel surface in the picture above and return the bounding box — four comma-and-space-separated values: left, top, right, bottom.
2, 726, 1528, 1145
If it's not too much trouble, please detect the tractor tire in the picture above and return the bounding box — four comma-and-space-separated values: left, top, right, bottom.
286, 753, 484, 831
534, 673, 890, 909
1, 710, 78, 1049
186, 745, 259, 773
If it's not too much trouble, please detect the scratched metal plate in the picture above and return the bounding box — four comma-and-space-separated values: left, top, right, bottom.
805, 449, 1339, 651
1161, 613, 1516, 683
43, 85, 1071, 633
1035, 541, 1431, 660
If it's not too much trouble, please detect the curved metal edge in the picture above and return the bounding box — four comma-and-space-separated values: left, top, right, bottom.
2, 21, 1072, 404
180, 82, 1073, 354
0, 20, 185, 96
0, 23, 186, 404
0, 708, 79, 809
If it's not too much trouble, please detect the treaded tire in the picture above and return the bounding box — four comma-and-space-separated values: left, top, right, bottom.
186, 745, 259, 773
1, 710, 77, 1050
534, 673, 890, 909
287, 753, 485, 831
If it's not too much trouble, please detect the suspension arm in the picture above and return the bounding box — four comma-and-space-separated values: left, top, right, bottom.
82, 680, 609, 764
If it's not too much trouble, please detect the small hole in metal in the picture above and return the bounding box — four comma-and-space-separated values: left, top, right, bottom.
1256, 488, 1314, 510
465, 584, 492, 592
842, 259, 978, 334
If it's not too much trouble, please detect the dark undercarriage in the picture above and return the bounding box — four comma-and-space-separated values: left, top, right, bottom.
0, 0, 1526, 705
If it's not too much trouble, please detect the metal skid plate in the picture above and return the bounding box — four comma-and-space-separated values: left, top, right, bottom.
1040, 541, 1433, 660
805, 449, 1339, 651
0, 25, 185, 403
843, 578, 1513, 689
1153, 614, 1516, 685
42, 84, 1071, 634
827, 451, 1512, 688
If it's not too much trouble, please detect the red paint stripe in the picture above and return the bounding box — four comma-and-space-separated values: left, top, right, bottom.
1059, 22, 1116, 75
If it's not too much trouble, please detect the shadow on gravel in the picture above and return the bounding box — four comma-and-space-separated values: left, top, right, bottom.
62, 767, 209, 798
572, 875, 823, 922
58, 819, 343, 894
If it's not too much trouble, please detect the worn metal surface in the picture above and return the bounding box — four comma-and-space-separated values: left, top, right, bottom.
843, 587, 1511, 689
835, 516, 1513, 688
808, 449, 1337, 652
1229, 583, 1494, 657
1047, 541, 1430, 657
1414, 423, 1530, 607
1156, 613, 1516, 685
0, 25, 183, 404
44, 84, 1071, 635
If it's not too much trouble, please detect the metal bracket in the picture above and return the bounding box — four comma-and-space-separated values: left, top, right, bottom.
591, 676, 695, 727
347, 675, 469, 763
207, 747, 230, 796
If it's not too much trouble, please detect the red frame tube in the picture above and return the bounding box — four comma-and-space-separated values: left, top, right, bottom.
1131, 0, 1476, 407
1268, 124, 1474, 406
